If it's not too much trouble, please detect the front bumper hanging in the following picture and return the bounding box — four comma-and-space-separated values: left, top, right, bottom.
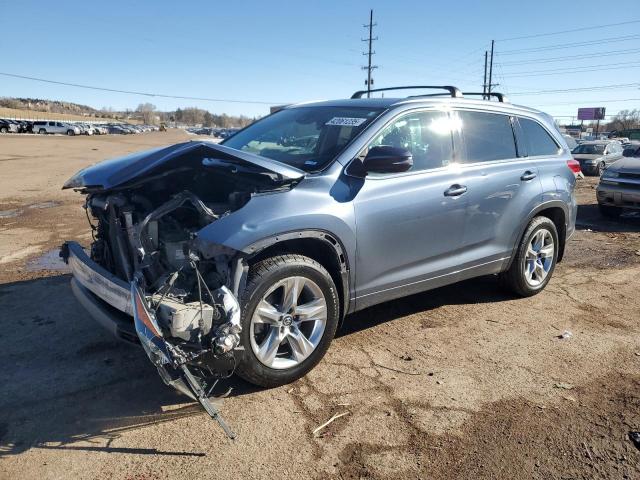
61, 241, 241, 438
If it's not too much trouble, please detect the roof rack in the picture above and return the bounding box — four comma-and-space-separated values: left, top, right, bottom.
351, 85, 463, 99
462, 92, 509, 103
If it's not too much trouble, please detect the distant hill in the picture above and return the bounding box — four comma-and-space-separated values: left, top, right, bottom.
0, 97, 103, 116
0, 97, 257, 127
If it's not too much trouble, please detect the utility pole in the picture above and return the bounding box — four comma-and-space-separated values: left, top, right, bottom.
482, 50, 488, 99
362, 9, 378, 98
488, 40, 496, 96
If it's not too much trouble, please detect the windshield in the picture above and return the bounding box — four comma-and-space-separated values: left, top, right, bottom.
222, 106, 384, 171
573, 144, 605, 155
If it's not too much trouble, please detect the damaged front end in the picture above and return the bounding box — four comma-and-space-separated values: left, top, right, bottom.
61, 141, 305, 437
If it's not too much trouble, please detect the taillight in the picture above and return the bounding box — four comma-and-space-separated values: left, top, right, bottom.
567, 159, 581, 175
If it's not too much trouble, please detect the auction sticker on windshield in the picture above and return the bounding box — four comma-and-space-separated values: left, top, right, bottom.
325, 117, 368, 127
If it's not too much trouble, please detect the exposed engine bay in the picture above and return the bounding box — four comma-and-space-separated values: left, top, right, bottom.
62, 142, 305, 437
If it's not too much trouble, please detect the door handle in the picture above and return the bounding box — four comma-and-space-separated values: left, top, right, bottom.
521, 171, 537, 181
444, 184, 467, 197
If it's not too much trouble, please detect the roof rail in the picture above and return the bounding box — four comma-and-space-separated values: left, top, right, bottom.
462, 92, 509, 103
351, 85, 463, 99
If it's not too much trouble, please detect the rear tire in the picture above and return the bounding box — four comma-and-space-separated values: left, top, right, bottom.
39, 128, 46, 134
599, 204, 622, 218
597, 161, 606, 176
499, 216, 559, 297
0, 127, 7, 133
235, 254, 340, 388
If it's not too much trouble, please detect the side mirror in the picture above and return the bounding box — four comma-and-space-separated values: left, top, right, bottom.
361, 145, 413, 175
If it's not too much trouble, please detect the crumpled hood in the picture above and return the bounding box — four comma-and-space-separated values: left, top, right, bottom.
63, 140, 305, 190
606, 156, 640, 173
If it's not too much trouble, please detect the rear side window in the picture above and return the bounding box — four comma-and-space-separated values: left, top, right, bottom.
519, 118, 560, 156
458, 111, 517, 162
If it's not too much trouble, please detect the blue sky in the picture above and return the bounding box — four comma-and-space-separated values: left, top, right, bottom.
1, 0, 639, 122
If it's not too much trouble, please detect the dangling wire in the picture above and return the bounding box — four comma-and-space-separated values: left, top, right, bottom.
191, 259, 206, 342
152, 270, 180, 313
83, 198, 97, 241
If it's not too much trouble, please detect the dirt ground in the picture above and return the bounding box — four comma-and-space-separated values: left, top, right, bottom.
1, 132, 639, 480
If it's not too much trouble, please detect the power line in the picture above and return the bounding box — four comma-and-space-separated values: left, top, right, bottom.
498, 34, 640, 55
361, 9, 378, 98
0, 72, 286, 105
510, 83, 640, 96
498, 47, 640, 66
499, 61, 640, 78
534, 98, 640, 107
497, 19, 640, 42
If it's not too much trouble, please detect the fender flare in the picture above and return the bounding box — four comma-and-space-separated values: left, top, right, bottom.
237, 229, 351, 321
506, 200, 570, 269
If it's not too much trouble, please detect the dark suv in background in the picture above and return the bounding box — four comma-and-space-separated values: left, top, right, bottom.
62, 86, 577, 425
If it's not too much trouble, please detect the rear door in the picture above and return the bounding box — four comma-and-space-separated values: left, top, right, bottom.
352, 109, 468, 309
452, 110, 543, 271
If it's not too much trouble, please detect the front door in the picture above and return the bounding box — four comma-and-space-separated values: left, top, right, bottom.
351, 109, 468, 309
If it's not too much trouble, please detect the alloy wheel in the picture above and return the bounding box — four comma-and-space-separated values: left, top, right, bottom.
523, 228, 554, 287
249, 276, 327, 370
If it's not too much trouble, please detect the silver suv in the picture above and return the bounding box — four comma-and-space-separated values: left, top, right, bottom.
33, 121, 81, 136
61, 86, 577, 425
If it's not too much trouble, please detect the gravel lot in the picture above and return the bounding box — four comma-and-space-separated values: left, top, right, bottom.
1, 132, 639, 479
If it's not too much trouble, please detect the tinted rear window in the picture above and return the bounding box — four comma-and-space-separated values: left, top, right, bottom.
458, 111, 517, 162
519, 118, 560, 156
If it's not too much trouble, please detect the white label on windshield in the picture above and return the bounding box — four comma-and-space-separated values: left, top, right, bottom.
326, 117, 367, 127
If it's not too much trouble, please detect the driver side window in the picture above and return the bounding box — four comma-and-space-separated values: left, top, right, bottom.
366, 110, 455, 174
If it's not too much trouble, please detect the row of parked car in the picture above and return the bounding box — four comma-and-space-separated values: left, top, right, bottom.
185, 126, 241, 138
0, 119, 161, 136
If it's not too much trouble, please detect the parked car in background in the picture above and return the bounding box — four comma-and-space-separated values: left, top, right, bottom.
572, 140, 623, 176
22, 121, 34, 133
596, 144, 640, 217
33, 121, 81, 135
0, 119, 19, 133
81, 124, 96, 135
61, 84, 578, 419
106, 125, 128, 134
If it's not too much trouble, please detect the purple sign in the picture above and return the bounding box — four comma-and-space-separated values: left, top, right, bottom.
577, 107, 606, 121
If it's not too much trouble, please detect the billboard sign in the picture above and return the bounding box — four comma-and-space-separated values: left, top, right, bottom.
577, 107, 606, 121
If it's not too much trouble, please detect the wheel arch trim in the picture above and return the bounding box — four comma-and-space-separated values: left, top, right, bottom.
506, 200, 569, 269
241, 229, 351, 321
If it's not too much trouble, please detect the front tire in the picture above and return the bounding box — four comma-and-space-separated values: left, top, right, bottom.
500, 216, 559, 297
236, 254, 340, 388
67, 129, 75, 136
0, 127, 7, 133
39, 128, 46, 134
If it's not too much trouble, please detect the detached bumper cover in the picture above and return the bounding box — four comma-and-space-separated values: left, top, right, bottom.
64, 241, 132, 315
62, 241, 138, 342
